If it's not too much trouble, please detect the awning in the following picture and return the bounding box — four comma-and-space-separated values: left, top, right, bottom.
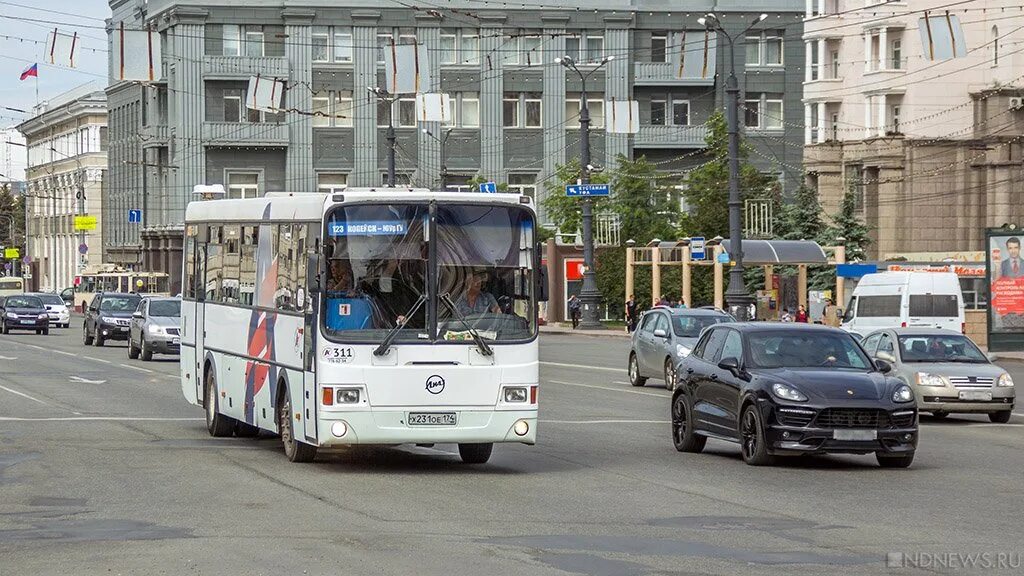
719, 239, 827, 265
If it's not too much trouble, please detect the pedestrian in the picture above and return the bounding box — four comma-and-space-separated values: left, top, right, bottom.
795, 304, 809, 323
781, 308, 793, 322
568, 294, 582, 329
625, 294, 639, 332
657, 295, 670, 307
674, 299, 687, 309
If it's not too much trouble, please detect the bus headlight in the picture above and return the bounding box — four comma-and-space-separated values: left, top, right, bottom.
504, 387, 528, 403
336, 388, 360, 404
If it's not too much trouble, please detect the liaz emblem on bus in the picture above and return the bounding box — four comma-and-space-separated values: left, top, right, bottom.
425, 375, 445, 395
329, 221, 407, 236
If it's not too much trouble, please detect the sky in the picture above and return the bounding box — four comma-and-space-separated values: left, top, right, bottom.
0, 0, 112, 129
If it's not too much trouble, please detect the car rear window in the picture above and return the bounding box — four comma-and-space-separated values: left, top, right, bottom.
857, 295, 901, 317
908, 294, 958, 317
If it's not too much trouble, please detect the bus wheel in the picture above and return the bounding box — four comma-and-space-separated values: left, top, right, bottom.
458, 443, 493, 464
205, 369, 234, 437
279, 390, 317, 463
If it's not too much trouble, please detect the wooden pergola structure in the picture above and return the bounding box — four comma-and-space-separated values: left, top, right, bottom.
625, 237, 847, 312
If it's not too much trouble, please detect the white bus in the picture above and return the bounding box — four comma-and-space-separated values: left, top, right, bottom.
181, 189, 543, 463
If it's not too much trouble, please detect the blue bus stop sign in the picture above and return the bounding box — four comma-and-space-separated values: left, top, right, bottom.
479, 182, 497, 193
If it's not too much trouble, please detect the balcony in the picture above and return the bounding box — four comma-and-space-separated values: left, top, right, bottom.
634, 124, 708, 149
140, 124, 168, 148
203, 55, 289, 79
634, 62, 715, 86
201, 122, 289, 147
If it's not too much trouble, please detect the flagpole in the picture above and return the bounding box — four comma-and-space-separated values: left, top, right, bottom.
34, 75, 39, 106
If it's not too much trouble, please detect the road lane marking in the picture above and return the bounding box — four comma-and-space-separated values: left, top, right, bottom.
549, 379, 668, 398
0, 355, 17, 360
541, 419, 668, 424
91, 358, 113, 365
69, 376, 107, 384
119, 363, 154, 373
0, 384, 53, 407
0, 416, 203, 422
53, 350, 78, 357
542, 361, 626, 373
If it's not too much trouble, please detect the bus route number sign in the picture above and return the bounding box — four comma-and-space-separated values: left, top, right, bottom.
322, 346, 354, 364
329, 222, 407, 236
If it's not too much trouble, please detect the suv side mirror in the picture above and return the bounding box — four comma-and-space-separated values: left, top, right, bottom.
718, 356, 746, 379
874, 359, 893, 373
132, 311, 144, 319
537, 263, 549, 303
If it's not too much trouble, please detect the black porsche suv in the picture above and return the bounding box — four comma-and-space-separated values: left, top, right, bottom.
671, 323, 918, 468
83, 292, 142, 346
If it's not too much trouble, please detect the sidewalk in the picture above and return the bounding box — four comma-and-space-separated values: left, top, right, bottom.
540, 323, 631, 338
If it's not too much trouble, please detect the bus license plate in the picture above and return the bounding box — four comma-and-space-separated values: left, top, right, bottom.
960, 390, 992, 401
833, 429, 876, 441
408, 412, 457, 426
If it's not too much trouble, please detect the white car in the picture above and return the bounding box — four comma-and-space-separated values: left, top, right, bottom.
30, 292, 71, 328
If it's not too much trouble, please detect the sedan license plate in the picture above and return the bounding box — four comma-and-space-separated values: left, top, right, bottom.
959, 390, 992, 401
19, 320, 34, 325
408, 412, 457, 426
833, 429, 877, 441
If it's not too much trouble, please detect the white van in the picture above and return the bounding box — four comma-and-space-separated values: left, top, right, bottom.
841, 271, 964, 338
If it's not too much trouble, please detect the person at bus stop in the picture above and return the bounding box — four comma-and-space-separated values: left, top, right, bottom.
455, 269, 501, 317
795, 304, 809, 323
567, 294, 582, 329
625, 295, 639, 332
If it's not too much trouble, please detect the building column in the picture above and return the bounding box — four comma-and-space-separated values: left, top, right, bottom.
479, 15, 506, 181
283, 9, 316, 193
604, 20, 632, 164
540, 19, 568, 223
167, 17, 207, 226
878, 27, 888, 70
817, 38, 826, 80
806, 0, 813, 17
863, 32, 871, 73
877, 93, 887, 136
818, 0, 826, 15
805, 41, 813, 82
415, 20, 441, 189
864, 95, 873, 138
351, 13, 380, 187
817, 101, 827, 144
804, 103, 813, 144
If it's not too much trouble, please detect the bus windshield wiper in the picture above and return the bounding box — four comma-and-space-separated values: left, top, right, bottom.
373, 293, 427, 357
439, 292, 494, 357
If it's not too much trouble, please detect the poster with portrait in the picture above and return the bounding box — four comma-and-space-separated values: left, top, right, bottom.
988, 232, 1024, 334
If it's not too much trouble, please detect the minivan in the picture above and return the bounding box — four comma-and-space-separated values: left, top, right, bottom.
841, 271, 964, 339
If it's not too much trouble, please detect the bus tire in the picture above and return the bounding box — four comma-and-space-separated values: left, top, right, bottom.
458, 443, 493, 464
205, 368, 234, 437
279, 388, 316, 463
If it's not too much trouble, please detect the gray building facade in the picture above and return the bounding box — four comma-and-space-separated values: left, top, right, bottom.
106, 0, 806, 288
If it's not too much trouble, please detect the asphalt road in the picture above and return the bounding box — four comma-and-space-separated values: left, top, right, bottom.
1, 324, 1022, 576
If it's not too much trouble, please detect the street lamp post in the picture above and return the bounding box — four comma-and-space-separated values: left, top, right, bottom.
557, 54, 613, 330
421, 127, 454, 190
699, 12, 768, 321
369, 87, 398, 187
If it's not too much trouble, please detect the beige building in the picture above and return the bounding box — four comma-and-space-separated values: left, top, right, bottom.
17, 85, 107, 292
802, 0, 1024, 257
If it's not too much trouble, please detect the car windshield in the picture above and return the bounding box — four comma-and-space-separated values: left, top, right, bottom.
149, 300, 181, 317
6, 296, 42, 308
746, 330, 873, 370
99, 295, 142, 312
36, 294, 64, 306
672, 314, 730, 338
898, 335, 988, 363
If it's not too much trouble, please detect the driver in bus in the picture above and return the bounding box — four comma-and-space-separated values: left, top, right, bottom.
455, 269, 501, 317
325, 257, 375, 331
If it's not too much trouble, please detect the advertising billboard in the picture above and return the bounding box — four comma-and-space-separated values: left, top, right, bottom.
986, 227, 1024, 350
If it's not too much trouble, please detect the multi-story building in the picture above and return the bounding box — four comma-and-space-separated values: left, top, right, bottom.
107, 0, 806, 289
16, 85, 107, 292
803, 0, 1024, 257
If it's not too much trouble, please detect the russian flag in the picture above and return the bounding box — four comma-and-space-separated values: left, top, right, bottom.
20, 63, 38, 81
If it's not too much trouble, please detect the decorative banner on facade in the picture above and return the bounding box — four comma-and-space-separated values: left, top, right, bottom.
44, 28, 78, 68
246, 75, 286, 112
74, 215, 97, 231
605, 99, 640, 134
383, 42, 431, 95
416, 93, 452, 123
918, 11, 967, 60
672, 30, 716, 79
111, 22, 162, 81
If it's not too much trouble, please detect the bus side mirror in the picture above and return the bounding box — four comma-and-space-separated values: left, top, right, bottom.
538, 264, 549, 302
307, 253, 321, 292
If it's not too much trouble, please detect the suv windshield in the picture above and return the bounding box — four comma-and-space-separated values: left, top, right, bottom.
898, 334, 987, 363
149, 300, 181, 317
99, 295, 142, 312
672, 314, 730, 338
322, 202, 535, 344
6, 296, 42, 308
746, 330, 872, 370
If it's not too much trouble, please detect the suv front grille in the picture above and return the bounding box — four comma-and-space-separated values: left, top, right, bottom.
816, 408, 890, 429
775, 407, 815, 427
890, 409, 917, 428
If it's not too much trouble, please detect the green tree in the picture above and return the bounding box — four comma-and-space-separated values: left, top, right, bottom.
539, 158, 611, 237
775, 184, 826, 242
824, 186, 872, 263
0, 183, 24, 249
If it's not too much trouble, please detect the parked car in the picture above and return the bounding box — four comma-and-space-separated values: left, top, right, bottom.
628, 307, 735, 390
861, 328, 1015, 423
28, 292, 71, 328
83, 292, 142, 346
59, 287, 74, 307
842, 271, 964, 339
671, 323, 918, 468
128, 296, 181, 361
0, 295, 50, 335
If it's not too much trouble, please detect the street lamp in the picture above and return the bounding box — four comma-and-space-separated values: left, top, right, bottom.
556, 53, 614, 329
421, 127, 454, 190
698, 12, 768, 321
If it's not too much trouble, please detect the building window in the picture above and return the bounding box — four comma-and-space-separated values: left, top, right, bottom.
312, 27, 329, 62
312, 93, 330, 127
227, 172, 259, 199
746, 31, 784, 67
501, 36, 520, 65
223, 94, 242, 123
508, 174, 537, 199
745, 97, 783, 129
398, 98, 416, 127
810, 46, 819, 80
831, 112, 839, 141
521, 33, 542, 66
891, 39, 903, 69
440, 31, 457, 64
831, 50, 840, 78
672, 100, 690, 125
444, 175, 474, 193
745, 36, 761, 66
377, 33, 393, 63
502, 93, 542, 128
223, 25, 241, 56
462, 32, 480, 64
317, 173, 348, 193
891, 105, 901, 134
335, 91, 353, 127
377, 98, 392, 127
524, 93, 542, 127
565, 96, 604, 129
585, 35, 604, 63
312, 91, 353, 127
243, 25, 264, 57
651, 33, 667, 63
565, 32, 604, 64
461, 93, 480, 127
381, 173, 412, 186
992, 26, 999, 66
651, 100, 666, 125
334, 28, 353, 62
503, 96, 519, 127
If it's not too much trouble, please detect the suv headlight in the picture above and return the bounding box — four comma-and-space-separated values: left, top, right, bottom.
998, 373, 1014, 387
916, 372, 947, 387
893, 385, 914, 403
147, 325, 164, 335
771, 382, 808, 402
676, 344, 691, 358
101, 316, 117, 324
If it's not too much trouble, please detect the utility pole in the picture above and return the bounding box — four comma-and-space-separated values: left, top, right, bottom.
557, 54, 613, 329
699, 12, 768, 321
369, 87, 398, 187
421, 128, 453, 190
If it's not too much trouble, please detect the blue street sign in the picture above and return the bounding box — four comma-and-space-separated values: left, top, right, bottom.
479, 182, 497, 193
565, 183, 611, 197
836, 263, 878, 278
717, 252, 730, 264
128, 209, 142, 223
690, 236, 706, 260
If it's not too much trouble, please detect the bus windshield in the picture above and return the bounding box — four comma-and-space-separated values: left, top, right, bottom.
322, 202, 535, 344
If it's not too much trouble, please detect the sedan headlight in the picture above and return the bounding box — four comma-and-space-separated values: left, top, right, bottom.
147, 325, 165, 335
676, 344, 692, 358
771, 382, 808, 402
37, 313, 48, 320
998, 373, 1015, 387
893, 384, 914, 403
5, 312, 16, 319
916, 372, 947, 387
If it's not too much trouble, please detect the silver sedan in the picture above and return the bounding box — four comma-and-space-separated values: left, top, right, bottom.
861, 328, 1015, 423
